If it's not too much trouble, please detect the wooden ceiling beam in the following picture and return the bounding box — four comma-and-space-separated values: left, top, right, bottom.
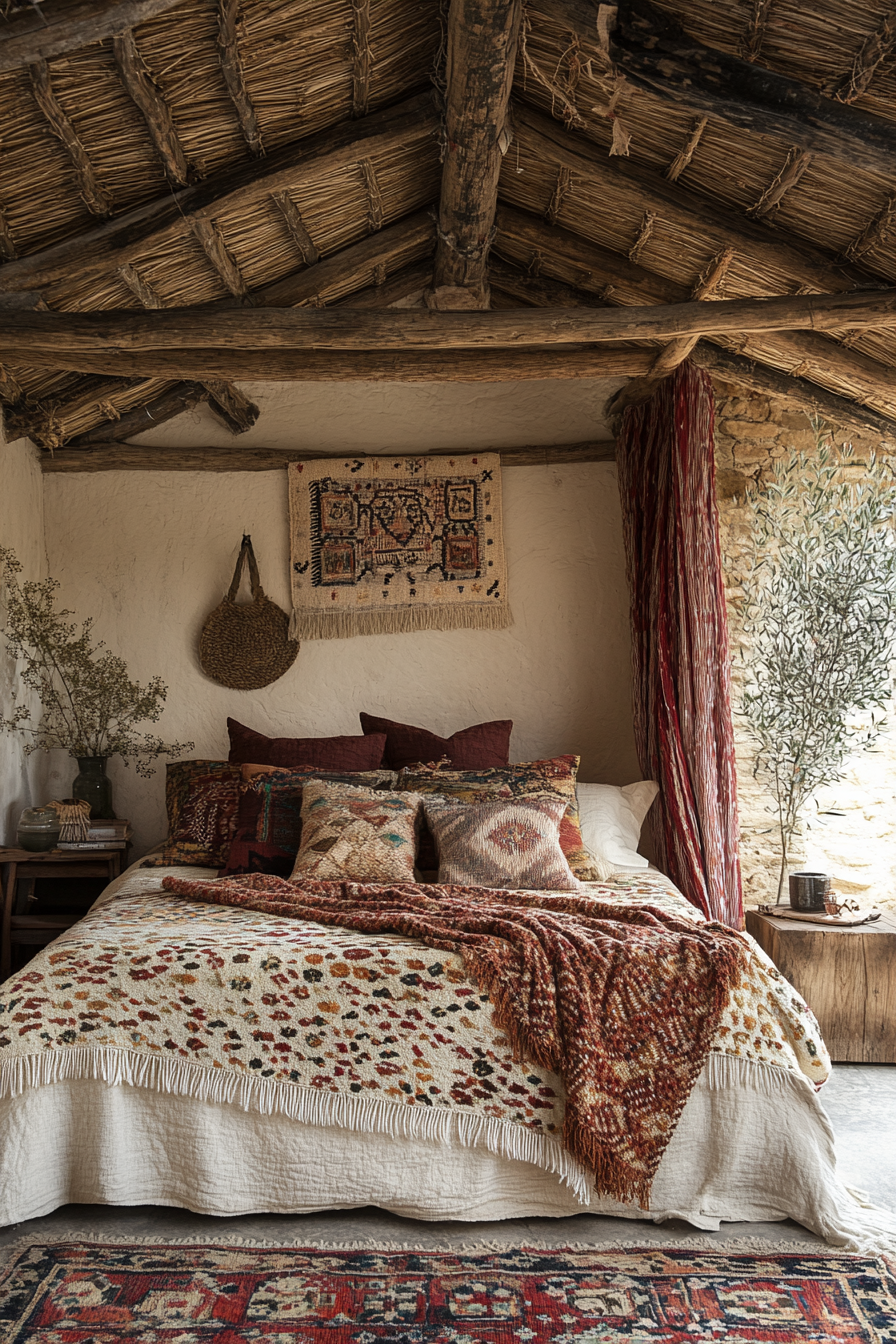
0, 345, 655, 382
0, 91, 437, 293
691, 342, 896, 443
217, 0, 263, 156
29, 59, 112, 217
511, 101, 882, 296
112, 29, 192, 185
5, 289, 896, 355
41, 440, 618, 472
429, 0, 523, 310
605, 0, 896, 181
0, 0, 187, 71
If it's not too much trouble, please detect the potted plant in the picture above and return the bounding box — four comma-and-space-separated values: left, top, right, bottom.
1, 547, 193, 817
735, 424, 896, 902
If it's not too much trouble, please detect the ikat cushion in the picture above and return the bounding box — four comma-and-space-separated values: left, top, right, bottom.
144, 760, 242, 868
424, 794, 581, 890
289, 781, 423, 883
360, 712, 513, 770
227, 718, 387, 771
220, 766, 397, 876
398, 755, 599, 881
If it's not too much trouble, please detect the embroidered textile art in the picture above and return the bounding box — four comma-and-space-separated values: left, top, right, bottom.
290, 782, 423, 883
424, 795, 581, 889
2, 1243, 893, 1343
143, 760, 242, 868
163, 872, 748, 1205
288, 453, 511, 639
0, 865, 829, 1210
399, 756, 599, 880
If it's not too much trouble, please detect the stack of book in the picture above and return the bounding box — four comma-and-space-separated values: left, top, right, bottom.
58, 820, 132, 851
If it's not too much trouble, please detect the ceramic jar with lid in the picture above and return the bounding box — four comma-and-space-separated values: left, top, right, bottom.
17, 806, 61, 853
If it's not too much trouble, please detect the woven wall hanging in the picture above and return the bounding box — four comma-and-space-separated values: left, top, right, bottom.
199, 535, 299, 690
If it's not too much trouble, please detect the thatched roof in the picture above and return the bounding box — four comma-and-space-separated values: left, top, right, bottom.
1, 0, 895, 464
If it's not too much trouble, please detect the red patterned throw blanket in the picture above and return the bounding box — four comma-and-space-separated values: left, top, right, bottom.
163, 873, 748, 1207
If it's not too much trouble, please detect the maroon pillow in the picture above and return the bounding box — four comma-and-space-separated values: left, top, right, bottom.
227, 718, 386, 771
359, 712, 512, 771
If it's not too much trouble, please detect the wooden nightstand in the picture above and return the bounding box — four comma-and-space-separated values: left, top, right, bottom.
745, 908, 896, 1063
0, 847, 123, 981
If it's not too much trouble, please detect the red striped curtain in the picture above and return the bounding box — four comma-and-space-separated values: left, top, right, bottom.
615, 361, 743, 929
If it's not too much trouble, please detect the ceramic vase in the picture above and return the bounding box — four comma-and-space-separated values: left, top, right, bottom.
71, 757, 115, 819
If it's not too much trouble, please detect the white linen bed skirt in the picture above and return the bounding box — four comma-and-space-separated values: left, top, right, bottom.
0, 1052, 887, 1251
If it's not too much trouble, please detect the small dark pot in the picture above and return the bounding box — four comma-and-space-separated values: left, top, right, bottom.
71, 756, 115, 820
788, 871, 831, 912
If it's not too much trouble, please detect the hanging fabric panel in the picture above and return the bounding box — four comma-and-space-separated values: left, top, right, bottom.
616, 360, 743, 928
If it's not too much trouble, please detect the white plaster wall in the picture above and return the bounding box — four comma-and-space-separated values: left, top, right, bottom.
42, 453, 637, 857
0, 432, 46, 843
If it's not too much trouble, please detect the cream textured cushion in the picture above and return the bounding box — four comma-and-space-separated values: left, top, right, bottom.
576, 781, 659, 872
423, 794, 581, 890
290, 781, 423, 882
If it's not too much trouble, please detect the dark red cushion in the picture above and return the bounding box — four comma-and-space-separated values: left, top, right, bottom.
359, 713, 512, 770
227, 718, 386, 771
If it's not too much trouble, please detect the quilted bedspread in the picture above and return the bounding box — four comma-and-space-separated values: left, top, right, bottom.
0, 864, 830, 1204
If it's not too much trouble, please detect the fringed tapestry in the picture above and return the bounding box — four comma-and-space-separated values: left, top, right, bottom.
616, 361, 744, 929
288, 453, 511, 639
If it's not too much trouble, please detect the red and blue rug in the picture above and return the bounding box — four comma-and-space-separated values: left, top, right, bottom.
0, 1242, 893, 1342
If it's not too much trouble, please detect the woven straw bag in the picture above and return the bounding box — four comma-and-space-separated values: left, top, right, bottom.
199, 536, 299, 690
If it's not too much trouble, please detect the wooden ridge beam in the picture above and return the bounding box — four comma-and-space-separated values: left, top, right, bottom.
29, 59, 112, 217
217, 0, 263, 155
429, 0, 523, 310
0, 91, 437, 293
4, 289, 896, 354
606, 0, 896, 181
0, 0, 186, 71
0, 345, 655, 382
691, 342, 896, 443
41, 440, 617, 472
112, 28, 191, 185
511, 101, 883, 297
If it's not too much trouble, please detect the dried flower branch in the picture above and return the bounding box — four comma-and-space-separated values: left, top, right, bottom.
736, 420, 896, 901
0, 547, 193, 776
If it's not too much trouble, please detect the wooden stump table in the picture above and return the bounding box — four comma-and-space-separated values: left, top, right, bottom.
746, 908, 896, 1064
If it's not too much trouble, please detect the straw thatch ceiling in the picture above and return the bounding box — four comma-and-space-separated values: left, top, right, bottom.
2, 0, 896, 466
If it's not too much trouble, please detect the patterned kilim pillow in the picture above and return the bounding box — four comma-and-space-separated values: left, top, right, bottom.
290, 781, 423, 882
398, 756, 598, 880
424, 794, 581, 890
144, 760, 242, 868
221, 767, 397, 876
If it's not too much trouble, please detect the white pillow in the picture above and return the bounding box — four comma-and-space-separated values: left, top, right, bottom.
576, 781, 659, 871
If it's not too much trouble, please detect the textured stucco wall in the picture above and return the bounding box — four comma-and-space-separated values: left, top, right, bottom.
0, 432, 46, 843
42, 453, 638, 858
714, 380, 896, 914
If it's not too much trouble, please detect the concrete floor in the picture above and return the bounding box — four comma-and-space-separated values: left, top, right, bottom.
1, 1064, 893, 1254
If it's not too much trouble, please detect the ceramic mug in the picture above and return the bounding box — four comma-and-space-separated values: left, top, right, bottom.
788, 871, 831, 912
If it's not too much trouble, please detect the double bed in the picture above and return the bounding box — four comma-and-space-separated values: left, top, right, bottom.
0, 854, 886, 1250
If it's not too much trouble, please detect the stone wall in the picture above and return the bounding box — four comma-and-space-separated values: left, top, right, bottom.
713, 379, 896, 915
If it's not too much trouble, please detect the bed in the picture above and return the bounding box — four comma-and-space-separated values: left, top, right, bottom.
0, 854, 887, 1250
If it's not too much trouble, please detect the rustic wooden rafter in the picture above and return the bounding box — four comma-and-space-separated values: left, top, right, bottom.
217, 0, 263, 156
351, 0, 373, 118
112, 29, 192, 185
606, 0, 896, 181
511, 101, 884, 294
0, 92, 437, 294
41, 439, 618, 472
67, 382, 212, 446
202, 379, 259, 433
429, 0, 523, 309
6, 287, 892, 357
0, 344, 657, 382
0, 0, 187, 71
29, 59, 112, 217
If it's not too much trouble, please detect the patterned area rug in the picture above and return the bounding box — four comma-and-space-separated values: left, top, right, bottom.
1, 1242, 894, 1342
